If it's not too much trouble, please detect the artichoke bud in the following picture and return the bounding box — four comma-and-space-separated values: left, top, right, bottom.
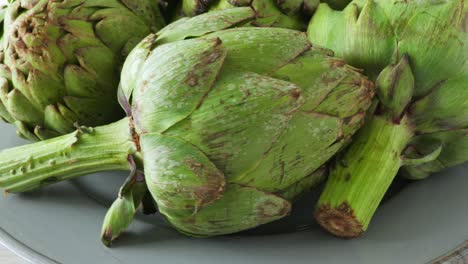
0, 0, 165, 140
101, 159, 147, 247
100, 191, 136, 247
175, 0, 310, 30
126, 10, 374, 227
376, 54, 414, 121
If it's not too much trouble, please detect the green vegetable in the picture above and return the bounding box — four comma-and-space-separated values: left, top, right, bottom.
307, 0, 467, 237
171, 0, 320, 30
166, 0, 353, 30
0, 0, 166, 141
0, 8, 374, 245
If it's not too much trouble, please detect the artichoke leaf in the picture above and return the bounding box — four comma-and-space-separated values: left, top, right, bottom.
165, 70, 304, 183
141, 134, 226, 219
168, 184, 291, 237
132, 37, 227, 134
230, 112, 343, 191
204, 27, 310, 74
157, 7, 256, 45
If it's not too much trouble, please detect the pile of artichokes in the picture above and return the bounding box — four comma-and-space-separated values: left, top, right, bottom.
0, 0, 465, 246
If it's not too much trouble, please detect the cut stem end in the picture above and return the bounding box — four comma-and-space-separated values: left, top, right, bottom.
315, 203, 363, 238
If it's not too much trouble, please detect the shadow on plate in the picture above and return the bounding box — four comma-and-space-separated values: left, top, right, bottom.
69, 173, 411, 237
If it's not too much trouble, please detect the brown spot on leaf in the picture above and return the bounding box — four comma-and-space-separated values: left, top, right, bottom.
200, 48, 223, 65
193, 180, 225, 208
257, 199, 291, 219
289, 89, 301, 100
330, 59, 346, 68
362, 78, 375, 93
278, 160, 286, 184
462, 11, 468, 32
101, 228, 113, 247
242, 89, 252, 98
129, 116, 141, 151
14, 39, 27, 50
342, 115, 354, 125
345, 173, 351, 182
321, 73, 341, 84
141, 80, 149, 90
204, 130, 228, 142
184, 39, 224, 89
185, 158, 204, 176
353, 79, 362, 86
185, 73, 199, 87
208, 142, 226, 149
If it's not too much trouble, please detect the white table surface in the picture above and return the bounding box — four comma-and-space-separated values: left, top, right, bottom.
0, 244, 27, 264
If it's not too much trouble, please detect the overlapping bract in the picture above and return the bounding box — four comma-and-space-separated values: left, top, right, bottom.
0, 0, 165, 140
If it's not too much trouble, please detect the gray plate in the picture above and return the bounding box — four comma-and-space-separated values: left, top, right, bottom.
0, 122, 466, 264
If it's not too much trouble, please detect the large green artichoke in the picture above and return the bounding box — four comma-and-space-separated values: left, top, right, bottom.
307, 0, 467, 237
0, 0, 166, 141
0, 8, 374, 245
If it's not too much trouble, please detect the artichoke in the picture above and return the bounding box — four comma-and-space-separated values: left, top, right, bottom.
0, 0, 166, 141
307, 0, 467, 237
170, 0, 321, 30
0, 8, 374, 245
166, 0, 354, 31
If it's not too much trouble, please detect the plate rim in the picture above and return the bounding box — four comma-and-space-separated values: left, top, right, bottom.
0, 225, 59, 264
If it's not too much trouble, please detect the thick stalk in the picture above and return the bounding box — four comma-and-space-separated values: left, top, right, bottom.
0, 118, 136, 193
315, 115, 413, 238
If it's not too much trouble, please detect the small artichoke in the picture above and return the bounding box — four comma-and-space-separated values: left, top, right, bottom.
165, 0, 353, 30
170, 0, 320, 30
0, 0, 166, 141
0, 8, 374, 244
308, 0, 467, 237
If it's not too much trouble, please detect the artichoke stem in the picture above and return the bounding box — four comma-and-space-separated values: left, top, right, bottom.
0, 118, 136, 193
315, 115, 413, 238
